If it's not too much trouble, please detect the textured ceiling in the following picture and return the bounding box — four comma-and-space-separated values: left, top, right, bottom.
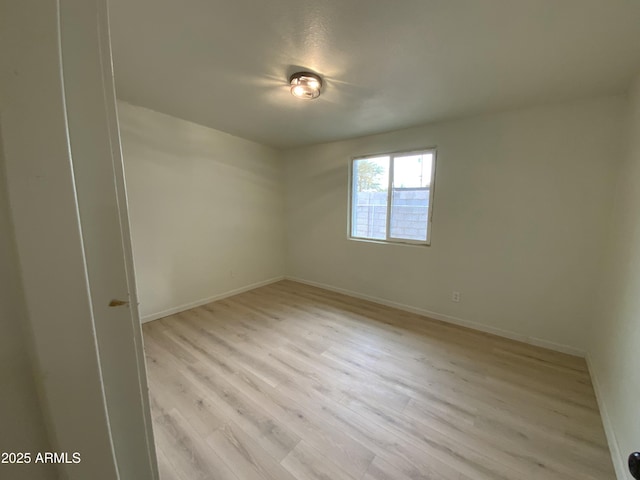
109, 0, 640, 149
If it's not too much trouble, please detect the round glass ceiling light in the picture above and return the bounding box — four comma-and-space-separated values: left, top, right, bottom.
289, 72, 322, 100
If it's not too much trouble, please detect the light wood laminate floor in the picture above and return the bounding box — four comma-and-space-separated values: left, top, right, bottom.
143, 280, 615, 480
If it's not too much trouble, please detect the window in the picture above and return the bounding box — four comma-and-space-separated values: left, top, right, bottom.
349, 149, 436, 245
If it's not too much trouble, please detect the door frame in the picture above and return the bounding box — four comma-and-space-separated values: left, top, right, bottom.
1, 1, 157, 478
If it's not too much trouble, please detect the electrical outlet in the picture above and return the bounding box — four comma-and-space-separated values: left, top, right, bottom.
452, 291, 460, 303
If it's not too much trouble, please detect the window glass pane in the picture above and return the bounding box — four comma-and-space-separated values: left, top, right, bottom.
390, 153, 433, 241
352, 157, 389, 240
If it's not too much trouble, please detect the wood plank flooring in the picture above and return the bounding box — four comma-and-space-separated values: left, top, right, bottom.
142, 280, 615, 480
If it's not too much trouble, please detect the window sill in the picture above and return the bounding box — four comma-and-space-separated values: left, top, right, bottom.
348, 237, 431, 247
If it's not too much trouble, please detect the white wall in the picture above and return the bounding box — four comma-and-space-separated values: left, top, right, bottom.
0, 137, 55, 480
284, 96, 625, 354
589, 75, 640, 480
118, 101, 285, 320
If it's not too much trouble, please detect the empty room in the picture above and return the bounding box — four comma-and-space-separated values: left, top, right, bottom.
2, 1, 640, 480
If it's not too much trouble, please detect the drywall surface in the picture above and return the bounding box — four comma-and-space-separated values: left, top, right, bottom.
590, 76, 640, 479
118, 101, 285, 320
284, 96, 624, 353
0, 138, 55, 480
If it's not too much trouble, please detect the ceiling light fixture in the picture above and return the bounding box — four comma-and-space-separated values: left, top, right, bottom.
289, 72, 322, 99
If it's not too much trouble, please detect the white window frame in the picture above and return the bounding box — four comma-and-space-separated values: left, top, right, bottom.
348, 148, 437, 246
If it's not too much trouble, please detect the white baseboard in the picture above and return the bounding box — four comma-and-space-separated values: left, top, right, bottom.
285, 276, 585, 357
586, 355, 627, 480
141, 276, 285, 323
